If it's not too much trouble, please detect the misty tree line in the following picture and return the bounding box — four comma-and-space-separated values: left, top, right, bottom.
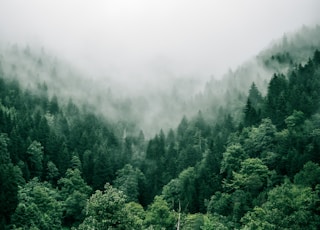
1, 46, 320, 229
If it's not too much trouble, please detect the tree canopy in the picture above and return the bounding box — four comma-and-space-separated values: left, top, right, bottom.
1, 41, 320, 229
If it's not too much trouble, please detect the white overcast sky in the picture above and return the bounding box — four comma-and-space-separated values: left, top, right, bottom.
1, 0, 320, 81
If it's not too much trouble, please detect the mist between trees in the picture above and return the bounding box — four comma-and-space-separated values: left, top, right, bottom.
0, 25, 320, 229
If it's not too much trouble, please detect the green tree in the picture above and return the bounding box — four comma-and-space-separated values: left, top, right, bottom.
248, 82, 263, 109
82, 150, 94, 185
183, 213, 205, 230
92, 147, 113, 190
207, 192, 232, 217
144, 196, 176, 230
243, 118, 276, 158
164, 129, 178, 180
11, 178, 63, 230
36, 117, 50, 148
163, 167, 198, 213
124, 202, 145, 229
220, 158, 271, 223
0, 133, 23, 226
243, 83, 263, 127
241, 181, 320, 229
0, 133, 10, 164
46, 161, 59, 184
228, 158, 269, 194
287, 51, 320, 117
48, 95, 59, 114
265, 73, 289, 128
26, 141, 44, 178
143, 131, 168, 205
79, 183, 133, 230
177, 116, 189, 144
70, 154, 82, 171
243, 99, 259, 127
58, 168, 92, 227
220, 144, 248, 179
162, 178, 181, 210
285, 110, 305, 130
202, 214, 233, 230
113, 164, 145, 203
294, 161, 320, 189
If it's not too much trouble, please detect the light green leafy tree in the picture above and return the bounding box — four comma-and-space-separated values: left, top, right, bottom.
11, 178, 63, 230
58, 168, 92, 227
285, 110, 305, 131
124, 202, 146, 229
78, 183, 133, 230
227, 158, 270, 194
241, 181, 320, 229
182, 213, 205, 230
201, 214, 233, 230
144, 195, 176, 230
220, 144, 248, 179
244, 118, 276, 158
221, 158, 271, 222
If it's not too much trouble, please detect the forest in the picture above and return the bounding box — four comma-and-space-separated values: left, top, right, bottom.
1, 36, 320, 229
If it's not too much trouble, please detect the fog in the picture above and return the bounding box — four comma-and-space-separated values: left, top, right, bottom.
1, 0, 320, 82
1, 1, 320, 136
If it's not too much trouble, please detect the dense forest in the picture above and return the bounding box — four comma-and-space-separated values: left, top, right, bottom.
1, 32, 320, 229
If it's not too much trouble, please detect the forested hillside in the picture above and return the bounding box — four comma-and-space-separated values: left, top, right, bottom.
0, 43, 204, 137
196, 25, 320, 124
1, 30, 320, 229
1, 26, 320, 137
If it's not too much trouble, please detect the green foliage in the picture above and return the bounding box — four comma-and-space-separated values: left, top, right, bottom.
124, 202, 146, 229
265, 73, 289, 128
11, 178, 63, 230
162, 178, 181, 209
243, 118, 276, 158
70, 155, 82, 171
144, 196, 176, 230
244, 99, 259, 127
207, 192, 232, 216
113, 164, 145, 203
182, 213, 204, 230
201, 214, 233, 230
241, 181, 320, 229
244, 83, 263, 127
79, 183, 133, 230
220, 144, 248, 179
285, 110, 305, 130
26, 141, 44, 179
294, 161, 320, 188
0, 134, 23, 225
0, 133, 10, 164
0, 76, 127, 227
163, 167, 198, 213
92, 147, 113, 190
58, 168, 92, 227
1, 44, 320, 229
248, 83, 264, 109
232, 158, 270, 192
46, 161, 59, 184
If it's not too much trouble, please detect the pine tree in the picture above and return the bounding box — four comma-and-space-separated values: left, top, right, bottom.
0, 134, 23, 226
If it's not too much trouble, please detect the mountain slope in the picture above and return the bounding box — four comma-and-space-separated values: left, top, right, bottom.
1, 25, 320, 137
1, 25, 320, 229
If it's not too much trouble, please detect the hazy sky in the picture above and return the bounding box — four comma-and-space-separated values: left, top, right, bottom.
1, 0, 320, 82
